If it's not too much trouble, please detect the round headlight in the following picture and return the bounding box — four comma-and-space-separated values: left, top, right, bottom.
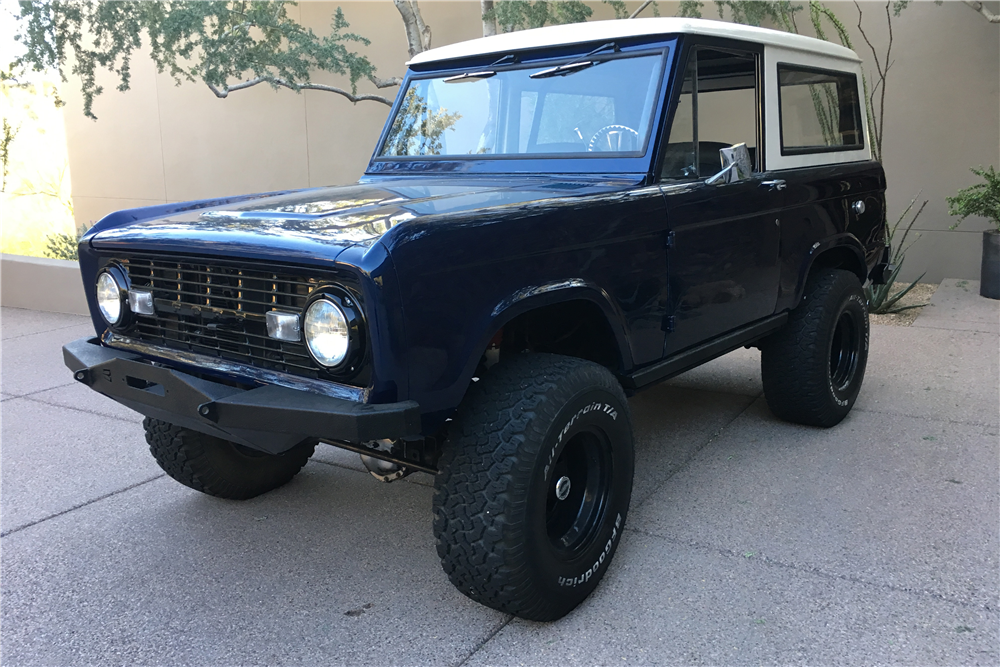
304, 298, 350, 367
96, 270, 124, 325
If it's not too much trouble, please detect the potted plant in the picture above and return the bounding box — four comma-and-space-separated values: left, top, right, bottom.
947, 166, 1000, 299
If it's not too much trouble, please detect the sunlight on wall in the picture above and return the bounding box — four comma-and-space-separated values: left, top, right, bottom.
1, 76, 76, 258
1, 2, 76, 259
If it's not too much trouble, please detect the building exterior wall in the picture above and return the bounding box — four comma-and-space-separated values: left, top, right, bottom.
62, 1, 999, 282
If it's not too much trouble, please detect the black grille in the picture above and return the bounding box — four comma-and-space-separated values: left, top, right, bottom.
118, 253, 350, 380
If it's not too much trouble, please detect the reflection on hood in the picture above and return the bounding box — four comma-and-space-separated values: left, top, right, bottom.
89, 177, 641, 258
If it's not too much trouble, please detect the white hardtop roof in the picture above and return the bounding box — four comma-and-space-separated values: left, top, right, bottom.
409, 17, 859, 66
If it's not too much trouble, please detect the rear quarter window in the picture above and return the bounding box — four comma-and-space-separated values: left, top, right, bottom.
777, 65, 863, 155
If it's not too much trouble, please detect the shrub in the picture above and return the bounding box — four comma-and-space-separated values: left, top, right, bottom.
947, 166, 1000, 232
43, 228, 84, 261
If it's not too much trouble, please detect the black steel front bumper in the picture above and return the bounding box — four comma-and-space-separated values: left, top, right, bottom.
62, 337, 421, 454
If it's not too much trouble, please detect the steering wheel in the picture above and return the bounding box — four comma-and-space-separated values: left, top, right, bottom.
587, 125, 640, 152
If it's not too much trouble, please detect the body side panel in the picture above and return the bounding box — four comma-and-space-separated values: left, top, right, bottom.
773, 161, 887, 312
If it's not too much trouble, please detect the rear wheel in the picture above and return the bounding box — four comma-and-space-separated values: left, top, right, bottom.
433, 353, 634, 621
761, 268, 869, 427
144, 418, 315, 499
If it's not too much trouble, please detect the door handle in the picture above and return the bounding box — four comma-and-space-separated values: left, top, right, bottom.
761, 179, 787, 191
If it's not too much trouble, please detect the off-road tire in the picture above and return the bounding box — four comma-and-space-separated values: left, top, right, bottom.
433, 353, 634, 621
761, 268, 869, 427
144, 418, 315, 499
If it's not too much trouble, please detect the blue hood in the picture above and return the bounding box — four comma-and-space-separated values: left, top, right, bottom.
88, 176, 642, 264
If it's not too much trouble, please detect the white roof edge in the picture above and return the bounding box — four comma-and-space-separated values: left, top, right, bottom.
409, 17, 860, 66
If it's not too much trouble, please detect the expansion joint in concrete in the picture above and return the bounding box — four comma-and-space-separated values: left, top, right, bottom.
629, 527, 999, 614
453, 614, 514, 667
0, 474, 165, 538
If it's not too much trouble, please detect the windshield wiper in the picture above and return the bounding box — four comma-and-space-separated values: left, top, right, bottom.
443, 54, 520, 84
529, 42, 619, 79
444, 70, 497, 83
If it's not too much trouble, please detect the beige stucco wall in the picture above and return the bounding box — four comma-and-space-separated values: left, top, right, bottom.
63, 1, 998, 283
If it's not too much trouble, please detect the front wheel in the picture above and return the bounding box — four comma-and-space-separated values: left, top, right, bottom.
144, 418, 315, 499
433, 353, 634, 621
761, 268, 869, 427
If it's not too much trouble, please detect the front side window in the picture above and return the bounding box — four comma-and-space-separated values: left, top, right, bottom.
661, 48, 759, 180
778, 65, 863, 154
378, 52, 664, 158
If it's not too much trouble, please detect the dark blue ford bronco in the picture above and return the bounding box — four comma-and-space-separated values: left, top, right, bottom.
64, 18, 890, 620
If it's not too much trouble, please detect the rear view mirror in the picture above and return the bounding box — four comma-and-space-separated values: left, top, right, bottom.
705, 143, 752, 185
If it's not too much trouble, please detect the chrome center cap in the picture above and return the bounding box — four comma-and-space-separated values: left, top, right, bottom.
555, 476, 572, 501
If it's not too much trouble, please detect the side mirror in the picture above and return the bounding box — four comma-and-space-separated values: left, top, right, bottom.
705, 143, 752, 185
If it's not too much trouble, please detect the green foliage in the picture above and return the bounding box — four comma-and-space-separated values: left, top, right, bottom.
484, 1, 640, 33
807, 1, 852, 47
10, 1, 378, 119
677, 1, 703, 18
864, 194, 928, 314
485, 1, 593, 32
947, 166, 1000, 232
43, 228, 84, 261
1, 118, 18, 192
603, 1, 630, 19
715, 1, 802, 30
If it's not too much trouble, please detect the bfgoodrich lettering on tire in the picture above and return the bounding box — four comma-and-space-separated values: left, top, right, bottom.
761, 268, 869, 427
432, 353, 634, 621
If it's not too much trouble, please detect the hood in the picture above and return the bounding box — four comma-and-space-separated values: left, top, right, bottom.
89, 176, 642, 264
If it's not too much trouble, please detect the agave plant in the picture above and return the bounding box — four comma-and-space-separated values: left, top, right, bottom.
865, 192, 928, 314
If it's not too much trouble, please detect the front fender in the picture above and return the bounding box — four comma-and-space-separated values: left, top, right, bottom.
409, 280, 634, 437
485, 279, 634, 371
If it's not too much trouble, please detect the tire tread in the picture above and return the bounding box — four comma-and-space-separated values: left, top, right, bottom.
433, 353, 630, 621
761, 269, 868, 427
144, 418, 314, 499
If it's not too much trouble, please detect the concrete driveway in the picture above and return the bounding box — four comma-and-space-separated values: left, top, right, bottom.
2, 280, 997, 665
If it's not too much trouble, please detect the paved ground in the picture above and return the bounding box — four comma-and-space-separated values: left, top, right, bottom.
2, 280, 997, 666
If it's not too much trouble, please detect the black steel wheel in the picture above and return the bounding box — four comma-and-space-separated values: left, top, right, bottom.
433, 353, 634, 621
829, 309, 862, 393
546, 428, 613, 559
761, 268, 869, 427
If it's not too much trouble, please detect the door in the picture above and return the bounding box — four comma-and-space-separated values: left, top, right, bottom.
659, 44, 783, 355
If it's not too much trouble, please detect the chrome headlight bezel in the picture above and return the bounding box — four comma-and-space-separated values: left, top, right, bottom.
95, 264, 130, 328
302, 287, 365, 372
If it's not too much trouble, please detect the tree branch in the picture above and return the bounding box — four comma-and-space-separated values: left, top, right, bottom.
481, 0, 497, 36
629, 1, 654, 19
393, 0, 432, 58
854, 0, 889, 161
368, 74, 403, 89
206, 77, 394, 106
963, 0, 1000, 23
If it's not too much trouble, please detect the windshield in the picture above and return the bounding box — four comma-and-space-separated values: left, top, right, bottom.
378, 52, 664, 159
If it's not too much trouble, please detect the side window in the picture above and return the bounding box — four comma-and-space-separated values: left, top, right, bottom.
662, 48, 759, 180
778, 65, 862, 154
